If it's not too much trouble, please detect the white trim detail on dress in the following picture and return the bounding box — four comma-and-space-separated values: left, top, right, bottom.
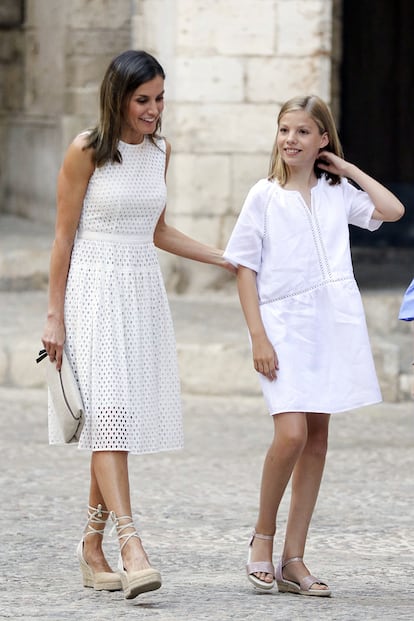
77, 230, 153, 244
259, 276, 355, 305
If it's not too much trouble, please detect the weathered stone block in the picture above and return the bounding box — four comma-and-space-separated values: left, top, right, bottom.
1, 64, 25, 110
174, 57, 244, 102
10, 343, 43, 388
65, 56, 109, 89
176, 0, 276, 55
230, 153, 272, 213
169, 214, 222, 247
160, 214, 229, 293
371, 338, 400, 402
0, 30, 24, 61
64, 88, 99, 117
67, 0, 130, 29
60, 115, 95, 153
178, 343, 260, 396
24, 26, 65, 115
4, 121, 60, 223
246, 56, 331, 103
65, 29, 130, 56
399, 372, 413, 401
0, 348, 7, 385
0, 0, 24, 27
130, 1, 164, 58
167, 153, 231, 216
277, 0, 332, 56
362, 291, 411, 336
163, 103, 276, 153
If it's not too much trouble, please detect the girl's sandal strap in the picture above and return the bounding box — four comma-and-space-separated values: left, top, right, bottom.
247, 561, 275, 576
282, 556, 303, 569
249, 530, 275, 545
301, 574, 329, 591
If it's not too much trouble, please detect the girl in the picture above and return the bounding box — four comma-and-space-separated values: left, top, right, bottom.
41, 50, 233, 601
224, 95, 404, 596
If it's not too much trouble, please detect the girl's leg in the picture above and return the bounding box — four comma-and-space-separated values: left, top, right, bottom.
251, 412, 308, 583
86, 451, 152, 573
281, 412, 330, 589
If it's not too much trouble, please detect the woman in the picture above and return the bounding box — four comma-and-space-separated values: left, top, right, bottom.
42, 49, 233, 600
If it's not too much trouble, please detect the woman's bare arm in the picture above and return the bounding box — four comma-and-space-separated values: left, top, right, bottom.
42, 135, 95, 368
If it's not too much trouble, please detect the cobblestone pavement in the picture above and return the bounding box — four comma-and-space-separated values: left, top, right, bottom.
0, 387, 413, 620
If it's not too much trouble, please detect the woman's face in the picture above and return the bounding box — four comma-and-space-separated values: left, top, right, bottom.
121, 75, 165, 143
277, 110, 328, 168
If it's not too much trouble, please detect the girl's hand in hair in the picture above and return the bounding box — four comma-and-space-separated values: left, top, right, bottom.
317, 151, 350, 177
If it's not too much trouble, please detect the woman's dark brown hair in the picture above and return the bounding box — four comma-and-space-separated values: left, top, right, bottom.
85, 50, 165, 167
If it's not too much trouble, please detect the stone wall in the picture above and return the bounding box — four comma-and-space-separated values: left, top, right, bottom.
136, 0, 335, 291
0, 0, 132, 226
0, 0, 336, 293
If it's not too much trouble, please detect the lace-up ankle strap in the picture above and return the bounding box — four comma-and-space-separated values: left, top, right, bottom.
83, 504, 110, 538
109, 512, 140, 552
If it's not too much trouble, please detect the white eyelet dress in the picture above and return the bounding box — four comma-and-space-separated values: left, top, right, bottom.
48, 136, 184, 453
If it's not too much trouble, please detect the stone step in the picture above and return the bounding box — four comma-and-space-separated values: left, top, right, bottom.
0, 215, 53, 291
0, 215, 412, 401
0, 289, 412, 402
0, 289, 258, 395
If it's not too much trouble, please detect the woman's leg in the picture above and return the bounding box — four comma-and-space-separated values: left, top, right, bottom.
86, 451, 152, 573
250, 412, 308, 583
81, 456, 115, 573
281, 412, 330, 589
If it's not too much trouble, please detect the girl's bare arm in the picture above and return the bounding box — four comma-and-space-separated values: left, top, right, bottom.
237, 265, 278, 380
318, 151, 405, 222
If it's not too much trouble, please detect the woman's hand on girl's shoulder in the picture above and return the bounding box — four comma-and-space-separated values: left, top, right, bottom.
223, 259, 237, 275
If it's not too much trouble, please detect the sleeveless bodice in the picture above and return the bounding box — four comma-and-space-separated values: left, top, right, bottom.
78, 136, 167, 238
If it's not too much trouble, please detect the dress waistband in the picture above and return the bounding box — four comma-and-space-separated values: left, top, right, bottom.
77, 230, 153, 244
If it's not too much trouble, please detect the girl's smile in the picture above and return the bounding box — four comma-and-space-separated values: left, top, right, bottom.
277, 110, 328, 166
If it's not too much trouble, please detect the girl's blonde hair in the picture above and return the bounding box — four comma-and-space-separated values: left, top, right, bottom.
268, 95, 344, 186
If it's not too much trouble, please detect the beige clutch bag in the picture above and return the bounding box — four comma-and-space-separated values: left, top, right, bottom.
36, 348, 84, 443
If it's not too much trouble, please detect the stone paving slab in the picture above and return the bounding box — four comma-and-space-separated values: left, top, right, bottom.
0, 387, 413, 620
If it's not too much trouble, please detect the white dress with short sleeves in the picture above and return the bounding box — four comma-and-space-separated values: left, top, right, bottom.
224, 176, 382, 415
48, 136, 184, 453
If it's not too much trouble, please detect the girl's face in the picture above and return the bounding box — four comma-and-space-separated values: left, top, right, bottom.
121, 75, 165, 143
277, 110, 328, 169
